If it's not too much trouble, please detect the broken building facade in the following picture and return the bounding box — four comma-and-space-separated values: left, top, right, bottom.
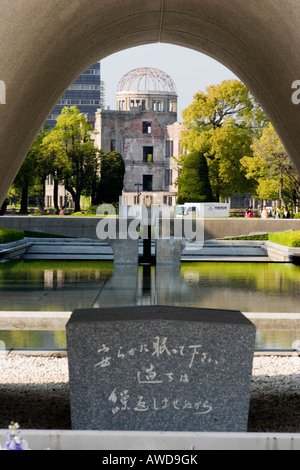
93, 67, 183, 206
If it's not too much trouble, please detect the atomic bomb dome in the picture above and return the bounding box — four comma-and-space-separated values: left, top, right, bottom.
116, 67, 178, 114
94, 65, 183, 207
118, 67, 177, 94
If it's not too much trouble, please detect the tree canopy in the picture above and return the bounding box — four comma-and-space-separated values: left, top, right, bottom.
181, 80, 267, 200
9, 106, 126, 213
53, 106, 100, 212
241, 123, 300, 208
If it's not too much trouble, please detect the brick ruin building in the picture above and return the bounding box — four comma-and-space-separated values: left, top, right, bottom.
94, 67, 183, 206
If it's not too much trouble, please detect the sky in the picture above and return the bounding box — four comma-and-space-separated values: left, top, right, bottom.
101, 43, 238, 121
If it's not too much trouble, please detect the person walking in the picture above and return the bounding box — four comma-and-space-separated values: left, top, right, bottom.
245, 208, 254, 218
260, 206, 268, 219
274, 208, 281, 219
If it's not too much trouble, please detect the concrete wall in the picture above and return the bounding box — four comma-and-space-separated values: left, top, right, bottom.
1, 216, 299, 265
1, 216, 299, 241
157, 218, 300, 241
0, 216, 139, 265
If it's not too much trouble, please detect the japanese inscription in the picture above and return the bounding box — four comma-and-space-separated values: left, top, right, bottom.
94, 335, 218, 418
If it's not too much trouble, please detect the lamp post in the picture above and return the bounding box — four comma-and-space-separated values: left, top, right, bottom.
134, 183, 154, 265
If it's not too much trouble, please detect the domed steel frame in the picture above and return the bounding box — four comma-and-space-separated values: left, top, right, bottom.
118, 67, 177, 95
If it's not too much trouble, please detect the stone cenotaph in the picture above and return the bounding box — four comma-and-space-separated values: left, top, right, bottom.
66, 306, 256, 432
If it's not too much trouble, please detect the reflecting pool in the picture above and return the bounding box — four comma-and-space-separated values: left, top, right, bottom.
0, 260, 114, 311
0, 260, 299, 350
0, 260, 299, 313
179, 262, 300, 313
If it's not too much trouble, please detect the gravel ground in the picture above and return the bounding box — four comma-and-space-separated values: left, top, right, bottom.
0, 354, 299, 432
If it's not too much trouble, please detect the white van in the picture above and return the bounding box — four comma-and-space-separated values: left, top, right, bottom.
176, 203, 230, 218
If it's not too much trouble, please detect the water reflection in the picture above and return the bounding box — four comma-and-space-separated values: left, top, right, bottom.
0, 260, 114, 311
0, 260, 299, 313
0, 260, 300, 350
255, 331, 300, 350
0, 330, 66, 350
178, 263, 300, 313
137, 263, 300, 314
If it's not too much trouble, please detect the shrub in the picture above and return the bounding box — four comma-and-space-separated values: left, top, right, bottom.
227, 234, 269, 240
230, 209, 248, 218
269, 231, 300, 247
86, 206, 98, 215
177, 151, 213, 204
0, 229, 24, 244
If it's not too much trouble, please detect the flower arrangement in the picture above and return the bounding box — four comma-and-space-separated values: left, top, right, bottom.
0, 423, 29, 451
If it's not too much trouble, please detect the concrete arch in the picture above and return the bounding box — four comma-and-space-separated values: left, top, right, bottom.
0, 0, 300, 205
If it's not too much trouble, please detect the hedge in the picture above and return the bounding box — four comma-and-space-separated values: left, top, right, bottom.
269, 231, 300, 247
0, 229, 24, 244
227, 234, 269, 241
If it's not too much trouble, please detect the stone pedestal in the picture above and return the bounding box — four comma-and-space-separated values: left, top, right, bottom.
66, 306, 256, 432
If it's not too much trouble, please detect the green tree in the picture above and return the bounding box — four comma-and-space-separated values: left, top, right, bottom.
181, 80, 267, 200
12, 149, 37, 214
9, 108, 100, 214
95, 151, 125, 204
41, 129, 71, 213
241, 123, 300, 209
12, 130, 47, 213
54, 106, 100, 212
177, 150, 213, 204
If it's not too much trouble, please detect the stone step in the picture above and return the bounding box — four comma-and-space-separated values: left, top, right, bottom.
1, 238, 271, 261
182, 245, 267, 257
23, 240, 113, 260
22, 253, 114, 261
25, 245, 113, 254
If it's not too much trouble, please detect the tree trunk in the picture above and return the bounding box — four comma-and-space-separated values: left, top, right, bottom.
53, 178, 59, 214
74, 193, 81, 213
65, 180, 81, 213
20, 184, 28, 214
91, 179, 98, 206
279, 167, 284, 206
36, 176, 46, 214
0, 200, 7, 215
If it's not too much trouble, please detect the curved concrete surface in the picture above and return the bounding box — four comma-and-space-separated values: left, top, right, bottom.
0, 0, 300, 205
